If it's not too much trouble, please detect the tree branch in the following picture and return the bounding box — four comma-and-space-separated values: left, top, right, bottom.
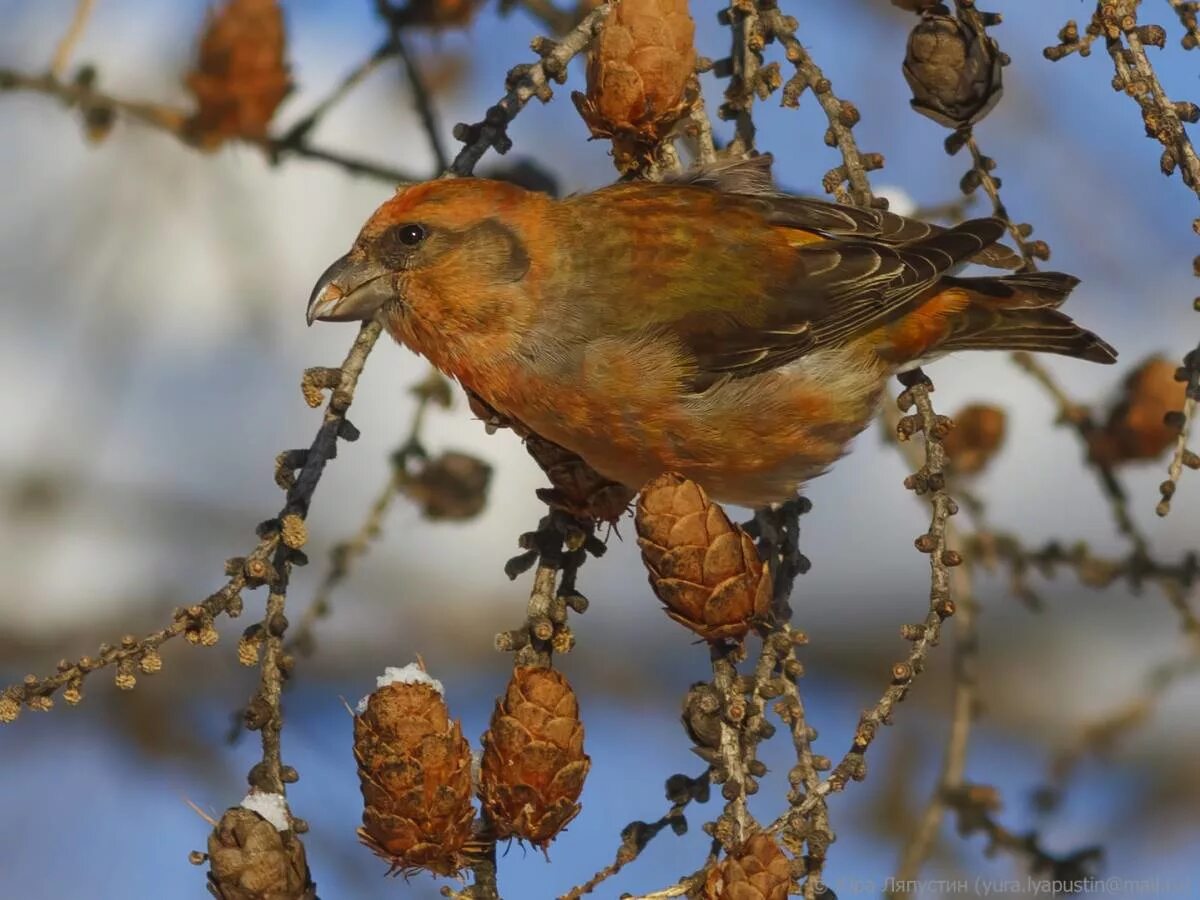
2, 319, 383, 723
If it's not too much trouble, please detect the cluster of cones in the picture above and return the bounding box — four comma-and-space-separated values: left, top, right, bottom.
205, 659, 794, 898
201, 449, 791, 894
353, 663, 589, 877
204, 664, 590, 894
184, 0, 703, 163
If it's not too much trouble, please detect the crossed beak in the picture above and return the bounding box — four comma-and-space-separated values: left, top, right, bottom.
306, 252, 395, 325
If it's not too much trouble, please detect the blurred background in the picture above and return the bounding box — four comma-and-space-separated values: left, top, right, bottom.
2, 1, 1199, 897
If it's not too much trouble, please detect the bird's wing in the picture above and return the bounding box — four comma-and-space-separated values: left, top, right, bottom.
763, 196, 1021, 271
666, 155, 1021, 270
672, 217, 1007, 388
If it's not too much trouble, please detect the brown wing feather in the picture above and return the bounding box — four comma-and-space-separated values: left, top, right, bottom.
931, 272, 1117, 363
936, 306, 1117, 363
667, 155, 1021, 269
678, 217, 1008, 388
765, 196, 1021, 270
807, 217, 1007, 343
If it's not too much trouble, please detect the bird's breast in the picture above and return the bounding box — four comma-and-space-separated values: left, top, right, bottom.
466, 341, 887, 506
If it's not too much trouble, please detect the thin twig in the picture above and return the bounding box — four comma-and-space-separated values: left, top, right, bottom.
766, 626, 832, 899
279, 38, 401, 147
1167, 0, 1200, 48
963, 133, 1042, 268
947, 3, 1036, 267
1, 320, 383, 722
290, 471, 398, 658
1044, 17, 1101, 61
287, 372, 448, 658
395, 33, 450, 172
762, 6, 878, 207
250, 589, 290, 794
969, 529, 1200, 633
0, 67, 186, 129
495, 510, 598, 667
1113, 8, 1200, 195
624, 871, 708, 900
50, 0, 97, 79
1047, 3, 1200, 516
263, 137, 422, 183
957, 127, 1146, 548
1011, 352, 1148, 553
890, 558, 978, 892
0, 68, 423, 184
944, 7, 1159, 549
1157, 344, 1200, 516
709, 644, 756, 851
241, 320, 383, 799
448, 1, 615, 177
1113, 12, 1200, 515
942, 783, 1103, 879
751, 384, 963, 854
720, 0, 763, 157
787, 378, 961, 811
683, 95, 718, 165
762, 599, 954, 837
939, 6, 1162, 546
749, 502, 830, 898
559, 772, 711, 900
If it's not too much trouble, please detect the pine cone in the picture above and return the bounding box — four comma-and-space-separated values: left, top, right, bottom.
636, 473, 771, 641
1088, 356, 1186, 466
479, 666, 590, 849
571, 0, 698, 173
525, 434, 637, 524
942, 404, 1007, 476
185, 0, 291, 149
353, 670, 475, 876
403, 451, 493, 521
903, 12, 1003, 129
206, 807, 316, 900
703, 833, 792, 900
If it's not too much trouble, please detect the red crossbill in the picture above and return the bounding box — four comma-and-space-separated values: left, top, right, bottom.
308, 156, 1115, 507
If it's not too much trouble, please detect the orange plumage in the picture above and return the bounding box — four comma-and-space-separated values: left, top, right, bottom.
308, 156, 1115, 506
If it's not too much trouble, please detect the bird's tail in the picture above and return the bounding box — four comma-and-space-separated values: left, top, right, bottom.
937, 272, 1117, 364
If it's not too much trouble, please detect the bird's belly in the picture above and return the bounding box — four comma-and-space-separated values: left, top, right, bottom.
479, 347, 887, 508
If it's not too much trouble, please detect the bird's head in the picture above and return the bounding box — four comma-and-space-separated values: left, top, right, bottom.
307, 179, 538, 346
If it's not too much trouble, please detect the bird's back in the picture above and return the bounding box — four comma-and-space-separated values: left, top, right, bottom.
544, 183, 815, 340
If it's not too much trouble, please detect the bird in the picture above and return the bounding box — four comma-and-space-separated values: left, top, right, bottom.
308, 156, 1116, 507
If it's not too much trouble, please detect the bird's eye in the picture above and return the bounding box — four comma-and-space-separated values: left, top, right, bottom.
398, 224, 426, 246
